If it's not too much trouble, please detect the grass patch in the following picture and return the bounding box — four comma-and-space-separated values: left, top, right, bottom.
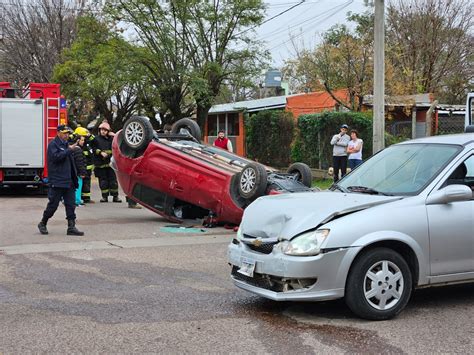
312, 178, 333, 190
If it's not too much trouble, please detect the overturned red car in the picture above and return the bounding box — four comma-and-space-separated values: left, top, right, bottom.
112, 116, 315, 225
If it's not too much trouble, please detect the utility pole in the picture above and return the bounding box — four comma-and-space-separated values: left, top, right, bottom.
373, 0, 385, 153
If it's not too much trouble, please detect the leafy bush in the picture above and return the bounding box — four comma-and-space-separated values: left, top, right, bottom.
293, 111, 373, 169
245, 110, 295, 166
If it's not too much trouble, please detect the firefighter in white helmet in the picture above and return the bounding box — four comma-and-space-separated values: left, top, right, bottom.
91, 121, 122, 203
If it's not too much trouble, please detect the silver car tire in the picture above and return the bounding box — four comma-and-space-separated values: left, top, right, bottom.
345, 247, 413, 320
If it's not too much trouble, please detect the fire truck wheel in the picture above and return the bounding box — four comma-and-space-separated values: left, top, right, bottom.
171, 118, 202, 142
238, 163, 268, 200
123, 116, 154, 151
287, 162, 313, 188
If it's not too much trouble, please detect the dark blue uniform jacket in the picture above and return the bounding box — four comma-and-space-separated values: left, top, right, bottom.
47, 136, 78, 189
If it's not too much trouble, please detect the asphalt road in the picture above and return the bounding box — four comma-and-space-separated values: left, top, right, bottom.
0, 184, 473, 353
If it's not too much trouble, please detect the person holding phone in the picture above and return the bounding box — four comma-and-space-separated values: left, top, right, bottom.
330, 124, 350, 182
37, 125, 84, 236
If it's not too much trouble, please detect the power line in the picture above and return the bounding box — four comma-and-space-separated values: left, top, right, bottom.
266, 0, 323, 7
267, 0, 354, 51
235, 0, 307, 37
257, 0, 344, 42
258, 0, 324, 39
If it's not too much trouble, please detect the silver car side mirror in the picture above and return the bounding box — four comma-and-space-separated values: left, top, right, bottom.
426, 184, 472, 205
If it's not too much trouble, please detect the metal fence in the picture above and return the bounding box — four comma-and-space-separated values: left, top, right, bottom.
436, 113, 465, 135
385, 112, 465, 140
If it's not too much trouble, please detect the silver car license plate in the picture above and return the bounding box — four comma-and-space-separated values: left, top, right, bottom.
238, 258, 256, 277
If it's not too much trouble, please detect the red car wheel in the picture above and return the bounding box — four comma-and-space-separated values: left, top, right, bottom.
238, 163, 267, 200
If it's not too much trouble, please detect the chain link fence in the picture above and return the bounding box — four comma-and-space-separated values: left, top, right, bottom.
385, 110, 466, 140
436, 111, 465, 135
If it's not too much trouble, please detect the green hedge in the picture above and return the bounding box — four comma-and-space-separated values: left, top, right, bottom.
244, 110, 401, 169
292, 111, 373, 169
245, 110, 295, 166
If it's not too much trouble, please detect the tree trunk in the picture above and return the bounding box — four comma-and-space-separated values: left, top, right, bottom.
196, 104, 211, 136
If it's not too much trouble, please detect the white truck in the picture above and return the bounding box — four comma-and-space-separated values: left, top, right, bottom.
465, 93, 474, 131
0, 82, 68, 191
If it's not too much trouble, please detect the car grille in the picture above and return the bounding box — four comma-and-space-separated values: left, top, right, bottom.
242, 234, 277, 254
231, 266, 281, 292
246, 243, 275, 254
231, 266, 317, 293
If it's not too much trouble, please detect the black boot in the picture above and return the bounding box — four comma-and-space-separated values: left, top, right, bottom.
38, 219, 48, 235
67, 219, 84, 236
112, 196, 122, 203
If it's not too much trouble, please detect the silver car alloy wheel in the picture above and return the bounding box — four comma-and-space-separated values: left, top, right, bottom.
125, 121, 144, 147
240, 167, 257, 193
363, 260, 404, 311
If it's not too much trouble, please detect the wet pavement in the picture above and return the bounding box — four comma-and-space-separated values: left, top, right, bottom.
0, 184, 473, 353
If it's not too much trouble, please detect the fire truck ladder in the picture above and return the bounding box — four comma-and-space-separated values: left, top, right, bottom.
46, 97, 60, 143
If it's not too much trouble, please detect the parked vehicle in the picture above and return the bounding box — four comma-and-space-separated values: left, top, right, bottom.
0, 82, 67, 191
228, 133, 474, 320
111, 116, 315, 225
465, 92, 474, 131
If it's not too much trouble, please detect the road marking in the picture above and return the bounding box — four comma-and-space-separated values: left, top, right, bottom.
0, 235, 232, 255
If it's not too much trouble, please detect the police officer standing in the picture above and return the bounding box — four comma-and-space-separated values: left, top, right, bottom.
37, 125, 84, 236
92, 121, 122, 203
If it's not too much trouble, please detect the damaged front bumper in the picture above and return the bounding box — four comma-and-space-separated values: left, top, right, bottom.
227, 239, 360, 301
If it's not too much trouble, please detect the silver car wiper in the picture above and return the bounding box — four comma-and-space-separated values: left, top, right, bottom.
331, 183, 348, 193
347, 186, 394, 196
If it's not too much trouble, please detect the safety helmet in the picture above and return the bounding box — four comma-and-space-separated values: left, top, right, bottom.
74, 126, 89, 136
98, 121, 111, 131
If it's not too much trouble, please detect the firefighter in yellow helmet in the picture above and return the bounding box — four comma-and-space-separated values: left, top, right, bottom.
74, 126, 95, 203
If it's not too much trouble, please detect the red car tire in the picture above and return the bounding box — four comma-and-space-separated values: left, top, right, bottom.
238, 163, 268, 200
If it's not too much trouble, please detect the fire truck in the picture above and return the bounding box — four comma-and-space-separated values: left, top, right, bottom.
0, 82, 68, 191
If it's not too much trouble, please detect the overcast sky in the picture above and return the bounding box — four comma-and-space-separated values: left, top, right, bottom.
258, 0, 368, 67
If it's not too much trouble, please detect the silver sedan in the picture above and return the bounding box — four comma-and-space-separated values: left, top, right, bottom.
228, 133, 474, 320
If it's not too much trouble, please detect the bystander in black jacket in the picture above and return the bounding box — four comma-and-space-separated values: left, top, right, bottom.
69, 138, 87, 177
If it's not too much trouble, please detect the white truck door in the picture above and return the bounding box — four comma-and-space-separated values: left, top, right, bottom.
466, 93, 474, 128
0, 99, 44, 168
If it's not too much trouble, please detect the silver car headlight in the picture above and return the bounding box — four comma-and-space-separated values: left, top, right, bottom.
236, 227, 244, 240
281, 229, 330, 256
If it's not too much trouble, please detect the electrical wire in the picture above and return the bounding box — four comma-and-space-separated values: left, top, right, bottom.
267, 0, 354, 51
235, 0, 307, 37
257, 0, 348, 42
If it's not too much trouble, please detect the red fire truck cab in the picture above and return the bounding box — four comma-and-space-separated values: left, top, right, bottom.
0, 82, 68, 190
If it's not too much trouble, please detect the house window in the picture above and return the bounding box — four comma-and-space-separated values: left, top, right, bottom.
208, 114, 218, 136
207, 112, 240, 136
218, 114, 226, 132
227, 113, 239, 136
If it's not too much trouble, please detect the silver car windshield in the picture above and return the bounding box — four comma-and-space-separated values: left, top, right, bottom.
338, 143, 462, 195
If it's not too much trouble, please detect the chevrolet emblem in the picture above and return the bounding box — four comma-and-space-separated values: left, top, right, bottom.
252, 238, 263, 247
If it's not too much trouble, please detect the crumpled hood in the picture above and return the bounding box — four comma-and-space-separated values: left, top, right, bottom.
240, 191, 400, 240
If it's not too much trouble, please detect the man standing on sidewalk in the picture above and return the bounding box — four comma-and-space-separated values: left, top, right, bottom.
330, 124, 350, 183
37, 125, 84, 236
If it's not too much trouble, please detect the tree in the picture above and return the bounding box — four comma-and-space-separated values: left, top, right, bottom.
0, 0, 87, 84
105, 0, 267, 129
52, 15, 157, 131
387, 0, 474, 103
283, 11, 374, 111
